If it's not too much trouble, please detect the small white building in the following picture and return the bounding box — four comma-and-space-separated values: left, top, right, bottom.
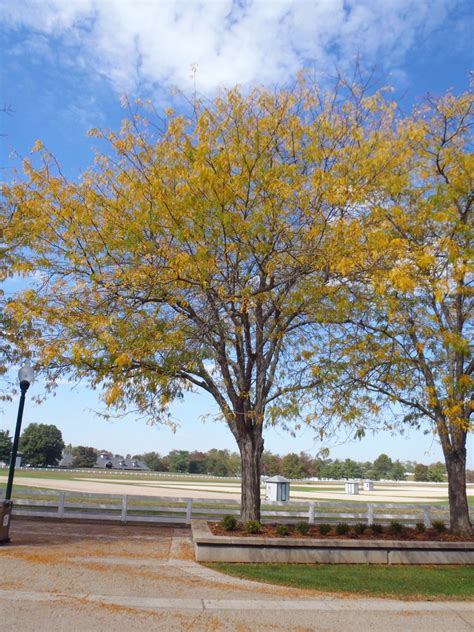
363, 480, 374, 491
345, 481, 359, 495
265, 476, 291, 502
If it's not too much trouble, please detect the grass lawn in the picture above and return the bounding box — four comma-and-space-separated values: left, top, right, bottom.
206, 563, 474, 600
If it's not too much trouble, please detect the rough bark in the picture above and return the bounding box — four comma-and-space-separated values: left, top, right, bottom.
444, 441, 472, 535
238, 429, 264, 522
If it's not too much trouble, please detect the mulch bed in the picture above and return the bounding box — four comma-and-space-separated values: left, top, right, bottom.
209, 522, 474, 542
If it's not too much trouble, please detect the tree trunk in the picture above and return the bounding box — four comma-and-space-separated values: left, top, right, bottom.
238, 430, 264, 522
444, 443, 472, 535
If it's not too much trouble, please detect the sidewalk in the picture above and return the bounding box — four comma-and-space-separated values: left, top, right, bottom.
0, 520, 472, 631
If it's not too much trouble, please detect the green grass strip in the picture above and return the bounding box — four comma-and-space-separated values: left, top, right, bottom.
206, 563, 474, 600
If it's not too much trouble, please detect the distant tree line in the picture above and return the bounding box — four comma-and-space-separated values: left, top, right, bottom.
134, 448, 453, 482
1, 426, 468, 483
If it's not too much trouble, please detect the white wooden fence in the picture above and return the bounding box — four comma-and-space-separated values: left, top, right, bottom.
1, 487, 457, 527
9, 467, 240, 479
7, 467, 459, 484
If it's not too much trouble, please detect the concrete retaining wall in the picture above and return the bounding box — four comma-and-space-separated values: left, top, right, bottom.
192, 521, 474, 565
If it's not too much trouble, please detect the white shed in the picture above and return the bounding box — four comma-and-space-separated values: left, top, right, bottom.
344, 481, 359, 495
265, 476, 290, 502
363, 480, 374, 491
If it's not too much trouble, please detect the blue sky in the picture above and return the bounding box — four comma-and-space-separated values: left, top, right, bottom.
1, 0, 473, 465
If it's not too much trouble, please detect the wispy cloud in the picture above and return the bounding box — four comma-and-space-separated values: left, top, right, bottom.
0, 0, 463, 94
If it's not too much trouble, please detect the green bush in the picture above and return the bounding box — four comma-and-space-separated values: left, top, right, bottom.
245, 520, 261, 534
432, 520, 446, 533
318, 523, 331, 535
295, 522, 310, 535
415, 522, 426, 532
370, 523, 383, 535
335, 522, 349, 535
276, 524, 289, 536
220, 515, 237, 531
389, 521, 404, 535
354, 522, 366, 535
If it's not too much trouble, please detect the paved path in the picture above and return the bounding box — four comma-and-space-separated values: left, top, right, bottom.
0, 519, 472, 631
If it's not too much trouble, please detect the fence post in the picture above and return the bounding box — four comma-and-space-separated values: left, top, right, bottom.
121, 495, 128, 523
58, 491, 65, 518
423, 506, 432, 529
367, 503, 374, 526
186, 499, 193, 525
308, 502, 315, 525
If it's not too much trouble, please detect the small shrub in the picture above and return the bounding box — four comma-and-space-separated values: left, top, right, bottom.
415, 522, 426, 532
389, 521, 404, 535
354, 522, 366, 535
335, 522, 349, 535
432, 520, 446, 533
295, 521, 310, 535
370, 523, 383, 535
276, 524, 289, 536
245, 520, 261, 534
318, 523, 331, 535
220, 515, 237, 531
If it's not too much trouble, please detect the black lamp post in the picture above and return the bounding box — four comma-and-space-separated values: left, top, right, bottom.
5, 365, 34, 500
1, 365, 34, 543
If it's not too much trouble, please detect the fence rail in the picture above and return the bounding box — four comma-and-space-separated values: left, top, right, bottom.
0, 487, 462, 527
4, 467, 468, 486
1, 466, 241, 479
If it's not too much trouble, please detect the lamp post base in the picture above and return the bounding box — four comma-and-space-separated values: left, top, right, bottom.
0, 500, 13, 544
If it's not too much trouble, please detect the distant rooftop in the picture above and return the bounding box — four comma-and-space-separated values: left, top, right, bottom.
59, 452, 149, 471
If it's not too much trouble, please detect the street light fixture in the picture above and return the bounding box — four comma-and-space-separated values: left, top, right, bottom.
1, 364, 34, 544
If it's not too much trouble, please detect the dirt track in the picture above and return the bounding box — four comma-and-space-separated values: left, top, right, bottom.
2, 475, 471, 503
0, 476, 240, 499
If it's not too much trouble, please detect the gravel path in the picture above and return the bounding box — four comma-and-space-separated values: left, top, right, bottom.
0, 519, 472, 631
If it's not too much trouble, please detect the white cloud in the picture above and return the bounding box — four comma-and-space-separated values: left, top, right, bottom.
1, 0, 458, 94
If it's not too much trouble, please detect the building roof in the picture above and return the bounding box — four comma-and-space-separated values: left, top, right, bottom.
59, 451, 149, 470
265, 475, 290, 483
95, 453, 149, 470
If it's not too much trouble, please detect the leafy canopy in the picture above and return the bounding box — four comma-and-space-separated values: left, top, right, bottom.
19, 423, 65, 466
308, 91, 473, 442
4, 78, 397, 439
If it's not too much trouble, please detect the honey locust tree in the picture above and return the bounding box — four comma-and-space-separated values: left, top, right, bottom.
4, 80, 396, 521
313, 92, 473, 533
